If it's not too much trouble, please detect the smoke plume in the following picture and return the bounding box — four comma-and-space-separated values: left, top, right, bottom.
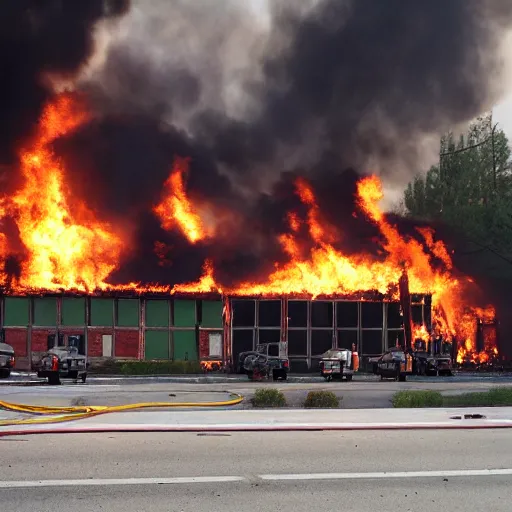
0, 0, 129, 169
2, 0, 512, 286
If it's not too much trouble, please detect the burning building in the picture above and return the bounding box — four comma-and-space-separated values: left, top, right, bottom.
0, 93, 498, 369
0, 1, 509, 369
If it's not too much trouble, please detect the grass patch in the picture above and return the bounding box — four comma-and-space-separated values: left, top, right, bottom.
444, 387, 512, 407
392, 387, 512, 408
90, 359, 202, 375
392, 390, 443, 408
251, 388, 287, 408
304, 390, 340, 408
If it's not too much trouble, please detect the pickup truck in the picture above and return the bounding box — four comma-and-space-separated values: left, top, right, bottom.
34, 346, 87, 385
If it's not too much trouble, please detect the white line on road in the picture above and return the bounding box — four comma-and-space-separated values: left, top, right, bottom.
259, 469, 512, 481
1, 469, 512, 488
0, 476, 245, 489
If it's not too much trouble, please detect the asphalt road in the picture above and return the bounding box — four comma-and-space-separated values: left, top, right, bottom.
1, 430, 511, 511
1, 378, 512, 411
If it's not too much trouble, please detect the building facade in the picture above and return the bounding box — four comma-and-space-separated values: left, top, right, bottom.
0, 294, 431, 370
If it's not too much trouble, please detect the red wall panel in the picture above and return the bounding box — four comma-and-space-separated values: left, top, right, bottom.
199, 330, 209, 359
4, 328, 28, 357
31, 329, 56, 352
87, 329, 113, 357
114, 330, 140, 358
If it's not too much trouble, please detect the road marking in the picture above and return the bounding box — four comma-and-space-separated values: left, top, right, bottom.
259, 469, 512, 481
0, 476, 245, 488
1, 469, 511, 488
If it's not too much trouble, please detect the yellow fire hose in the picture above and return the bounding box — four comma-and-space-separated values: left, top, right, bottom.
0, 393, 244, 427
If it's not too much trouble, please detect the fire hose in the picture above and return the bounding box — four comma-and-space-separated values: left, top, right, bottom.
0, 393, 244, 427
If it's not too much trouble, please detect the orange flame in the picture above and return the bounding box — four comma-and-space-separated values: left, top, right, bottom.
200, 360, 223, 371
0, 94, 497, 364
1, 94, 123, 292
154, 157, 208, 244
413, 324, 430, 343
456, 305, 498, 364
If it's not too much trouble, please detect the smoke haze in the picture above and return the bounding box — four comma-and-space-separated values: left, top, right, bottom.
1, 0, 512, 285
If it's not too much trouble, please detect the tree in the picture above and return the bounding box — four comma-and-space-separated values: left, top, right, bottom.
402, 114, 512, 277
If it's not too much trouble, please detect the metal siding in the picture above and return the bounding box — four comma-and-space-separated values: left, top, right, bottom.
33, 298, 57, 326
173, 300, 196, 328
144, 330, 170, 359
201, 300, 222, 328
61, 298, 85, 326
145, 300, 170, 328
117, 299, 139, 327
4, 297, 30, 327
90, 298, 114, 326
173, 330, 197, 360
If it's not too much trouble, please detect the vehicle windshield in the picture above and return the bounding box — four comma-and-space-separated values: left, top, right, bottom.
321, 350, 344, 359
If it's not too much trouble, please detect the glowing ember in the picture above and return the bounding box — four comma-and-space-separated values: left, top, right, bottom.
1, 94, 123, 292
154, 157, 209, 244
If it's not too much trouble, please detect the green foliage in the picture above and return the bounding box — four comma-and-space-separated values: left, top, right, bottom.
303, 390, 340, 408
392, 387, 512, 408
443, 387, 512, 407
90, 359, 202, 375
392, 390, 443, 408
251, 388, 287, 408
402, 114, 512, 278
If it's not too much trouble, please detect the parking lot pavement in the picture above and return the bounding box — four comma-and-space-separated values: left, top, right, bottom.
1, 378, 512, 413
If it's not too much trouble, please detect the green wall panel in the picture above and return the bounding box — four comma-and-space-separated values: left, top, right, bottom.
201, 301, 222, 328
144, 330, 169, 359
33, 298, 57, 326
145, 300, 169, 328
4, 297, 30, 326
90, 298, 113, 326
61, 297, 85, 326
173, 330, 197, 360
173, 300, 196, 327
117, 299, 139, 327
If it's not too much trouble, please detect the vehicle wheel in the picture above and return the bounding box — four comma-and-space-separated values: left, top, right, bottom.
0, 369, 10, 379
81, 373, 87, 383
399, 374, 406, 382
69, 371, 78, 380
48, 374, 61, 385
346, 374, 353, 382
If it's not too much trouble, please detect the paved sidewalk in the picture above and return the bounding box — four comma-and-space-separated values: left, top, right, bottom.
2, 407, 512, 436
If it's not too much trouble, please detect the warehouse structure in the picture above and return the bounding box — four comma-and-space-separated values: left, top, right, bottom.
0, 293, 432, 371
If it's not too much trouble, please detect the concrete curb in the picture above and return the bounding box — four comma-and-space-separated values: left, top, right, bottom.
2, 420, 512, 437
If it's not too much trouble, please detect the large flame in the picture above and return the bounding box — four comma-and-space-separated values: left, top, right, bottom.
0, 94, 499, 363
0, 94, 123, 292
154, 157, 209, 244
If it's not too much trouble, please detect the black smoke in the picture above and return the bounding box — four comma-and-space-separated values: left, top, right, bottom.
0, 0, 129, 171
3, 0, 512, 287
198, 0, 512, 181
